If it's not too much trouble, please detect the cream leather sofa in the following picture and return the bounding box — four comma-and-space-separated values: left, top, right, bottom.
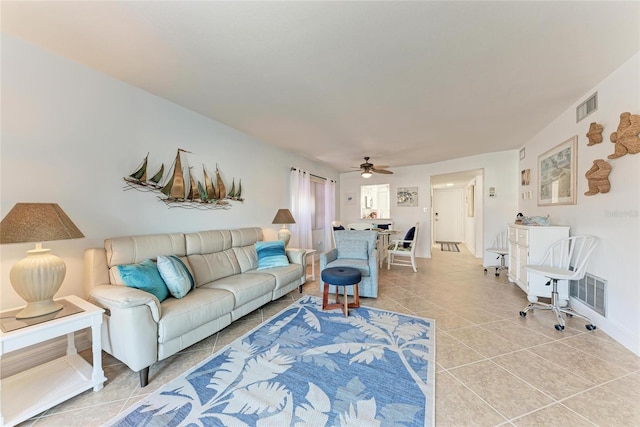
84, 227, 305, 387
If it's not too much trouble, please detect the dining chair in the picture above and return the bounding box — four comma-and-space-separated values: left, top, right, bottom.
387, 222, 419, 272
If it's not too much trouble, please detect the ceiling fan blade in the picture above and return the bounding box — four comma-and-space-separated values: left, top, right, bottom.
372, 168, 393, 174
372, 164, 390, 169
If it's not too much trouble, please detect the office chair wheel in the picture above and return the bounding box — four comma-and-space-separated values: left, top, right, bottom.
495, 272, 500, 277
519, 311, 527, 317
484, 268, 488, 273
554, 324, 564, 331
586, 324, 597, 331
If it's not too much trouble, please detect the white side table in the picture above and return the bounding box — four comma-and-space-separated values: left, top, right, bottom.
304, 249, 318, 282
0, 295, 106, 427
292, 248, 317, 292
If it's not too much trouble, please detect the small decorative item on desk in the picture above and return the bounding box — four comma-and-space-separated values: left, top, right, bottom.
0, 203, 85, 319
522, 215, 551, 226
515, 213, 525, 224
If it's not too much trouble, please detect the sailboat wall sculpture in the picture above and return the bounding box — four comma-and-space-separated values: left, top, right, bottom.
123, 149, 244, 210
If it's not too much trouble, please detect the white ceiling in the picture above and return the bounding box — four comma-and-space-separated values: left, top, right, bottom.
2, 1, 639, 173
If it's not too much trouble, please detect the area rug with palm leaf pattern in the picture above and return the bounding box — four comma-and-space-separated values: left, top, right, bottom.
108, 295, 435, 427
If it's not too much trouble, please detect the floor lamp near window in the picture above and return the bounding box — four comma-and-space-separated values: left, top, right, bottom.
272, 208, 296, 247
0, 203, 84, 319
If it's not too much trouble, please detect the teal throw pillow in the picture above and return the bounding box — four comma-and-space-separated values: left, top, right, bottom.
255, 240, 290, 270
117, 259, 169, 302
157, 255, 194, 299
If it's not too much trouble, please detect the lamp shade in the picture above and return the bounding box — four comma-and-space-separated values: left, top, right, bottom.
0, 203, 84, 319
272, 209, 295, 247
271, 209, 296, 225
0, 203, 84, 243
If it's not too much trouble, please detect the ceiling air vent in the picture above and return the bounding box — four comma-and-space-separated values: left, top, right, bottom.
576, 92, 598, 122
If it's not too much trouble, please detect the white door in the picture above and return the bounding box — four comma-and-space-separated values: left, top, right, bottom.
433, 189, 464, 242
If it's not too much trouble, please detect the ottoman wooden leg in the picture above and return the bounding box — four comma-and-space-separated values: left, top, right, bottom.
343, 285, 349, 316
322, 283, 329, 310
353, 284, 360, 308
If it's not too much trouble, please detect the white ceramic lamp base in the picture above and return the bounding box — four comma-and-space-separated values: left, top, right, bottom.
10, 246, 66, 319
278, 226, 291, 247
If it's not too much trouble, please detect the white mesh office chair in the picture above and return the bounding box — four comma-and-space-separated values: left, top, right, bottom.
519, 235, 599, 331
484, 231, 509, 277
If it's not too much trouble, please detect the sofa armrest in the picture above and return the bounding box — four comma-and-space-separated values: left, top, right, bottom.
285, 248, 306, 265
88, 284, 160, 373
90, 284, 161, 322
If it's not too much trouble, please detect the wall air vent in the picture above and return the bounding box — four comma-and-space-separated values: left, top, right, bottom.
576, 92, 598, 122
570, 272, 606, 316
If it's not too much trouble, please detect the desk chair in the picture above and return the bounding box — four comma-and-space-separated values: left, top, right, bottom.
519, 235, 598, 331
484, 231, 509, 276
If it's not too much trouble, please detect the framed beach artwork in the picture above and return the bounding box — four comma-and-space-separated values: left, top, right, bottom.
538, 136, 577, 206
397, 186, 418, 207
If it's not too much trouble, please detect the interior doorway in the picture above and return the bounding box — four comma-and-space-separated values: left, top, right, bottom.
430, 169, 484, 258
433, 188, 464, 243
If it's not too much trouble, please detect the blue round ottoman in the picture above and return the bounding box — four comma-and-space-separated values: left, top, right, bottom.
321, 267, 361, 316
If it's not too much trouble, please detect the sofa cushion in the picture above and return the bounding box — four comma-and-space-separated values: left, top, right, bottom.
157, 255, 194, 299
337, 240, 369, 260
247, 263, 303, 290
255, 240, 289, 270
185, 230, 232, 255
158, 287, 235, 343
202, 273, 275, 307
187, 249, 241, 287
106, 233, 186, 268
326, 259, 370, 277
231, 227, 263, 247
232, 245, 259, 273
117, 259, 169, 302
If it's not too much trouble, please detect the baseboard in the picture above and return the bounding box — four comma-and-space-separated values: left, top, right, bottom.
1, 330, 91, 379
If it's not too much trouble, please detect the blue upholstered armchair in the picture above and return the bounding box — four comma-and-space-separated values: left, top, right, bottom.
320, 230, 378, 297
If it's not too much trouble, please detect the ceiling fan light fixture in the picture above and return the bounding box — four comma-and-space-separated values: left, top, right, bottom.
361, 170, 372, 178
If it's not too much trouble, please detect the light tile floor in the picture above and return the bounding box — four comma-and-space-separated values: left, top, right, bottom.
17, 245, 640, 426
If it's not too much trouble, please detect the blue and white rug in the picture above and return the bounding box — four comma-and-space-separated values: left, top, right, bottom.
109, 296, 435, 426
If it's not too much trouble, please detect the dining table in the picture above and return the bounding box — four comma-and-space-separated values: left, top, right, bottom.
373, 228, 400, 268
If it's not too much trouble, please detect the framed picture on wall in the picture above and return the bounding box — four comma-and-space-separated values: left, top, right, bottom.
397, 186, 418, 207
538, 135, 577, 206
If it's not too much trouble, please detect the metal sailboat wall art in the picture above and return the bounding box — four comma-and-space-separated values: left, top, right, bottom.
123, 149, 244, 209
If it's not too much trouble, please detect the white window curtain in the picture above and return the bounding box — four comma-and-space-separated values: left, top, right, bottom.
324, 179, 336, 249
290, 168, 313, 249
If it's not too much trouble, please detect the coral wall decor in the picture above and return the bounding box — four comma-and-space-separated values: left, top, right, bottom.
586, 122, 604, 146
124, 149, 244, 209
584, 159, 611, 196
608, 112, 640, 159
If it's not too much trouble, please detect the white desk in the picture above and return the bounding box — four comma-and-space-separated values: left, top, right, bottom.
0, 295, 106, 427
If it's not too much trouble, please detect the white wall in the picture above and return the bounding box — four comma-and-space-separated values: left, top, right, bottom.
0, 35, 339, 310
339, 151, 519, 261
518, 53, 640, 355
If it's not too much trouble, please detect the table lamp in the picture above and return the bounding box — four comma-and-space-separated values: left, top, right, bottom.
0, 203, 84, 319
272, 208, 295, 246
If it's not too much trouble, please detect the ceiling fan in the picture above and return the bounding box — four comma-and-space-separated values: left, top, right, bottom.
354, 156, 393, 178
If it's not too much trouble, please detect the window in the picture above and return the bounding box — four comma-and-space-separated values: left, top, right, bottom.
361, 184, 390, 219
